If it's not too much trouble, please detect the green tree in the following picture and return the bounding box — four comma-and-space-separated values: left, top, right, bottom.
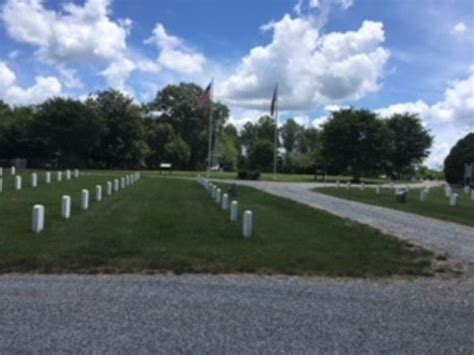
144, 119, 175, 168
280, 119, 302, 154
444, 133, 474, 184
320, 108, 393, 181
165, 136, 191, 169
32, 97, 106, 168
87, 90, 148, 169
385, 113, 433, 178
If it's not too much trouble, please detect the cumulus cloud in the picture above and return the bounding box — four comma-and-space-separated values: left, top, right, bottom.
144, 23, 206, 74
220, 13, 389, 111
1, 0, 135, 90
451, 22, 467, 35
0, 61, 62, 105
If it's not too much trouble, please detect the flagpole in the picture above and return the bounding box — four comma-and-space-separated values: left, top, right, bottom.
273, 83, 278, 180
207, 78, 214, 177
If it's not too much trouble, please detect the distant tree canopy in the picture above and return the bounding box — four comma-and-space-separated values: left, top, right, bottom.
0, 86, 437, 180
444, 133, 474, 184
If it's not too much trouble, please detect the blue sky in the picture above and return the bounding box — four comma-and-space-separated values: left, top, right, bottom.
0, 0, 473, 168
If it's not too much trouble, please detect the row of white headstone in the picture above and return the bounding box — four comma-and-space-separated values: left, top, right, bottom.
197, 176, 252, 239
0, 166, 19, 176
32, 172, 141, 234
0, 169, 80, 192
334, 179, 474, 206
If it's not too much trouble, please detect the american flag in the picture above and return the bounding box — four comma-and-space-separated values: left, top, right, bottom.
270, 83, 278, 116
197, 82, 212, 107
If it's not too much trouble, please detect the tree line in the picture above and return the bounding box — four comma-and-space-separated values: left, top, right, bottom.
0, 82, 434, 180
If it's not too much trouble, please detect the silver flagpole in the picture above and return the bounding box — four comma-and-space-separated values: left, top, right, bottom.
273, 83, 278, 180
207, 78, 214, 177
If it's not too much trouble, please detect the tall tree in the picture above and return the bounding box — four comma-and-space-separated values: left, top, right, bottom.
385, 113, 433, 178
87, 90, 148, 169
320, 109, 393, 180
280, 119, 303, 154
444, 133, 474, 184
33, 97, 106, 168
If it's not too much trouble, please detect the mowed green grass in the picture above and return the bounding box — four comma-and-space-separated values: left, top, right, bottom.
0, 172, 434, 276
315, 185, 474, 227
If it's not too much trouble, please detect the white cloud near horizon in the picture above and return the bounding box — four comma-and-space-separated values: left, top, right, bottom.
0, 61, 62, 105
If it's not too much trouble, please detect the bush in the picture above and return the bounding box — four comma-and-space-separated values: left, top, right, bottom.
237, 170, 261, 180
444, 133, 474, 184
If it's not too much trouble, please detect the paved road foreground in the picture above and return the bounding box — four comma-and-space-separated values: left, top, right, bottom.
0, 274, 473, 353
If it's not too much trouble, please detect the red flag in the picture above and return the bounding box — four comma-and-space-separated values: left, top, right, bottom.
270, 83, 278, 116
197, 82, 212, 107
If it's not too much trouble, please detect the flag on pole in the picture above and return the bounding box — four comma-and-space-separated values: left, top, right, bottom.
270, 83, 278, 116
198, 82, 212, 107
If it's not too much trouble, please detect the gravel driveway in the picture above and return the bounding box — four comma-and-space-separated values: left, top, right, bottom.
0, 274, 473, 354
219, 180, 474, 266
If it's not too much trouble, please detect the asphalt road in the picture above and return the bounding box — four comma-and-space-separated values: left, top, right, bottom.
1, 274, 473, 354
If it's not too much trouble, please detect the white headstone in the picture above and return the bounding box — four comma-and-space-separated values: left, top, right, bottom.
65, 170, 71, 180
95, 185, 102, 202
212, 185, 217, 199
243, 210, 253, 239
230, 201, 238, 222
375, 185, 381, 194
347, 182, 351, 189
216, 188, 222, 204
81, 189, 89, 210
222, 193, 229, 210
464, 186, 470, 194
389, 182, 394, 189
74, 169, 79, 178
0, 167, 2, 176
114, 179, 119, 192
420, 190, 428, 202
11, 166, 16, 175
336, 180, 340, 189
360, 183, 365, 191
57, 171, 62, 182
45, 172, 51, 184
32, 204, 45, 233
120, 177, 125, 189
31, 173, 38, 188
449, 193, 458, 206
0, 178, 2, 193
445, 185, 451, 198
15, 176, 22, 190
106, 181, 112, 195
126, 175, 130, 186
471, 189, 474, 201
61, 195, 71, 219
406, 185, 410, 192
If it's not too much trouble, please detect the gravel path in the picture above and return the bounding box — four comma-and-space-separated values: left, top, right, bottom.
0, 274, 473, 354
217, 180, 474, 266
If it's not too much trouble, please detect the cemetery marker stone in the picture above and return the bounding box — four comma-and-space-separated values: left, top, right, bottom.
32, 205, 45, 233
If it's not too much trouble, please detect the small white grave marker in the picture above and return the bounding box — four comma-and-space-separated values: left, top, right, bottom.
57, 171, 62, 182
11, 166, 16, 175
95, 185, 102, 202
360, 183, 365, 191
375, 185, 380, 194
464, 186, 470, 194
74, 169, 79, 178
471, 189, 474, 201
107, 181, 112, 195
0, 167, 2, 176
32, 204, 45, 233
120, 177, 125, 189
31, 173, 38, 188
449, 193, 458, 206
66, 170, 71, 180
45, 172, 51, 184
61, 195, 71, 219
230, 201, 238, 222
420, 190, 428, 202
222, 193, 229, 210
445, 185, 451, 198
15, 176, 22, 190
81, 189, 89, 210
114, 179, 119, 191
243, 210, 253, 239
0, 178, 3, 193
216, 188, 222, 204
336, 180, 340, 189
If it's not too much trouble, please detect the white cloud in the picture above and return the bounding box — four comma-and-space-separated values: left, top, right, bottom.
293, 115, 311, 127
8, 50, 20, 59
220, 15, 389, 111
1, 0, 135, 91
0, 61, 62, 105
144, 23, 206, 74
101, 57, 136, 94
451, 22, 467, 35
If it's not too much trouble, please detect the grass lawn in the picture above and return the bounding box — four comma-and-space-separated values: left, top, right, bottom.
145, 169, 399, 184
0, 171, 435, 276
314, 186, 474, 227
